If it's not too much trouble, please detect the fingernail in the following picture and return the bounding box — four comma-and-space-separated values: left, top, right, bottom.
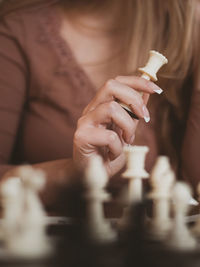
153, 88, 163, 94
149, 82, 163, 94
143, 105, 150, 123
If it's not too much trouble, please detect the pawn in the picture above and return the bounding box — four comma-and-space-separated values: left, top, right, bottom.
19, 166, 46, 223
148, 156, 175, 239
138, 50, 168, 81
123, 145, 149, 203
84, 155, 117, 243
166, 182, 197, 250
119, 145, 149, 229
0, 178, 23, 242
7, 166, 52, 259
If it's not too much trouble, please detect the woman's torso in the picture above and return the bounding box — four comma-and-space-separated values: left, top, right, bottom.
4, 1, 158, 171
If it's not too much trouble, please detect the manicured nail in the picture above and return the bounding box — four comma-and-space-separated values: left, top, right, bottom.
153, 88, 163, 94
143, 105, 150, 123
149, 82, 163, 94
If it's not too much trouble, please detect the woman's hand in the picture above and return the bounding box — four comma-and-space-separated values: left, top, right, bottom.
73, 75, 162, 177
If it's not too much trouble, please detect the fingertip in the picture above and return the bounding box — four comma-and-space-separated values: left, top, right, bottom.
153, 88, 163, 94
129, 104, 144, 119
142, 105, 150, 123
148, 81, 163, 94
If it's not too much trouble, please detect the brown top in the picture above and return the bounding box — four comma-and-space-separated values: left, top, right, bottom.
0, 1, 199, 184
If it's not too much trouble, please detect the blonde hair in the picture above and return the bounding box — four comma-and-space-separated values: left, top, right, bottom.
0, 0, 199, 172
120, 0, 198, 172
61, 0, 199, 172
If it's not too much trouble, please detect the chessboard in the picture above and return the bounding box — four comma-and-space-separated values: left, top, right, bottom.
0, 146, 200, 267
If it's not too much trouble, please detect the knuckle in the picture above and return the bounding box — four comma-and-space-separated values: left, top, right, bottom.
115, 75, 123, 82
77, 116, 85, 128
107, 101, 119, 113
74, 129, 86, 145
134, 93, 144, 106
105, 79, 115, 91
143, 79, 151, 89
108, 132, 118, 142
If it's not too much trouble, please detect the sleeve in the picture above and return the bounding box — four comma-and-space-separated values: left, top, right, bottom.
0, 15, 27, 177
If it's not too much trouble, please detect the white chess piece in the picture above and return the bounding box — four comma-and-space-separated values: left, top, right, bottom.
167, 182, 197, 250
123, 145, 149, 203
19, 166, 46, 223
138, 50, 168, 81
118, 146, 149, 229
119, 50, 168, 116
85, 155, 117, 243
5, 166, 52, 259
191, 182, 200, 236
0, 178, 23, 242
148, 156, 175, 239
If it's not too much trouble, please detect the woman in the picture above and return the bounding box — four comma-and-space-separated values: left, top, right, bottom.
0, 0, 199, 208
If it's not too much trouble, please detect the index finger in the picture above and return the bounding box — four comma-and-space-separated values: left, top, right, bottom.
115, 76, 163, 95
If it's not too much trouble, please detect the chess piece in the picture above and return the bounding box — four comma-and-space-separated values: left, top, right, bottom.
166, 182, 197, 250
191, 182, 200, 237
118, 145, 149, 229
19, 166, 46, 223
119, 50, 168, 119
123, 145, 149, 203
85, 155, 117, 243
4, 166, 52, 259
138, 50, 168, 81
0, 178, 23, 242
148, 156, 175, 239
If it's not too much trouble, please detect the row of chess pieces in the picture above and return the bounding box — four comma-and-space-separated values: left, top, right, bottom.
0, 145, 200, 261
84, 145, 200, 251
